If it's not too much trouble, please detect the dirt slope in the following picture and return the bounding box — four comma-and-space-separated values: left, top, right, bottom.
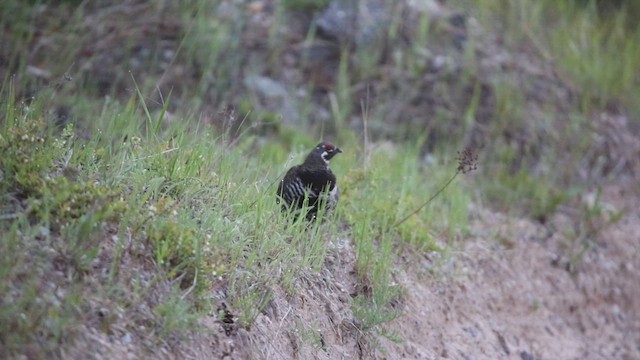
196, 184, 639, 360
382, 189, 639, 360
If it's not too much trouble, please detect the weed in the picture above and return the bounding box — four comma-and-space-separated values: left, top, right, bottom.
564, 189, 625, 273
393, 147, 477, 228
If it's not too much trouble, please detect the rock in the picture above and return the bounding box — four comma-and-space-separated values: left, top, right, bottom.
520, 351, 536, 360
244, 75, 288, 100
243, 75, 298, 124
315, 0, 390, 48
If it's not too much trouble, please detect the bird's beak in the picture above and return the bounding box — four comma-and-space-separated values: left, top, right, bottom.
335, 148, 343, 153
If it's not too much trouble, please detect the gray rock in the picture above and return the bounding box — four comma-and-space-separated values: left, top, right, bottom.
315, 0, 390, 48
244, 75, 288, 100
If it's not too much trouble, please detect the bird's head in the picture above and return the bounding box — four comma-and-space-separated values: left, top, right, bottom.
314, 142, 342, 164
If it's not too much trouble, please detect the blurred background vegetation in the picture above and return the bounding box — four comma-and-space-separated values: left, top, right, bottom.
2, 0, 638, 218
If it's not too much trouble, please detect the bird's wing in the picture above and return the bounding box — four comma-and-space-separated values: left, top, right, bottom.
277, 166, 308, 204
297, 168, 336, 195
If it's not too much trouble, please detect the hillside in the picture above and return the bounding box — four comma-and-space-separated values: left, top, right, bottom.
1, 0, 639, 359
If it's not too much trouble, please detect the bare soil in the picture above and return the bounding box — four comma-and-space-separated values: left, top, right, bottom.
190, 183, 639, 360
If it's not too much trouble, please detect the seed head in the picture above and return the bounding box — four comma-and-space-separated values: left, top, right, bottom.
457, 148, 478, 174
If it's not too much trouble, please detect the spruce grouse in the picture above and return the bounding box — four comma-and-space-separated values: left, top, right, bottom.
277, 142, 342, 220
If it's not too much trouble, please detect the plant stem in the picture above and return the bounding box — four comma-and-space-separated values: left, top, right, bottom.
391, 170, 460, 229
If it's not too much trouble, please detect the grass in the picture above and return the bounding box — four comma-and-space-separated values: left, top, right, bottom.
1, 0, 638, 356
458, 0, 640, 221
471, 0, 640, 114
0, 80, 470, 356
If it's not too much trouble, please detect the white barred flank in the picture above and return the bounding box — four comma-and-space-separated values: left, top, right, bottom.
280, 177, 308, 205
330, 184, 339, 204
279, 177, 337, 210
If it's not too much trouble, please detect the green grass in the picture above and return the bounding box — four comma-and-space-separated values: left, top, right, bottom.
471, 0, 640, 114
457, 0, 640, 223
0, 81, 470, 356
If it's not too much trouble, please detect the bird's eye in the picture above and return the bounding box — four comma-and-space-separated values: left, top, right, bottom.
323, 144, 334, 151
